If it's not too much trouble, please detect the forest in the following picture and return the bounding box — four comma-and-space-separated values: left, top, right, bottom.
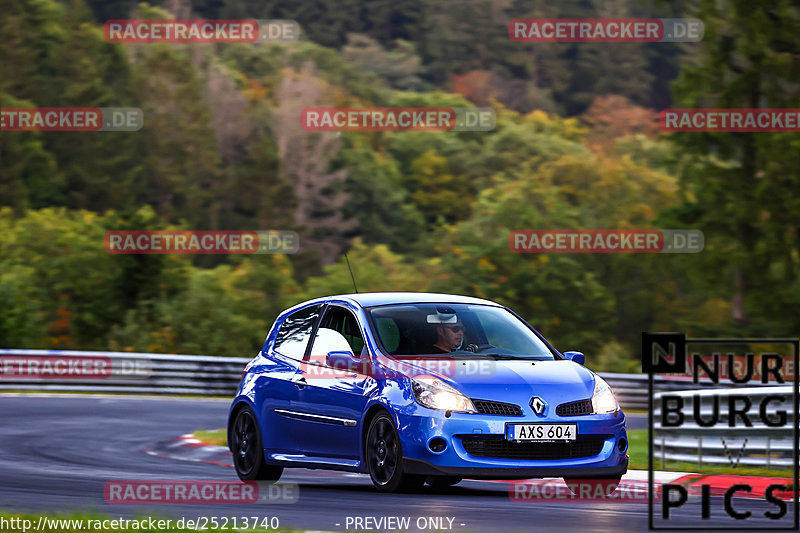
2, 0, 799, 371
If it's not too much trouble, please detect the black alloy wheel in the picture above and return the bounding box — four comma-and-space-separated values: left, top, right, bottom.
366, 413, 425, 492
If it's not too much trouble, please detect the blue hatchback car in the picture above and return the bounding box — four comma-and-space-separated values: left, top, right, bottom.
228, 292, 628, 492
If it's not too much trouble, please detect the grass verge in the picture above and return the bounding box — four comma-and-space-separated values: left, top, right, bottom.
193, 428, 227, 447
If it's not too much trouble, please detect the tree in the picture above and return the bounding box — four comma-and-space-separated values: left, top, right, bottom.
406, 149, 464, 225
333, 134, 425, 254
433, 144, 681, 355
667, 0, 800, 333
582, 95, 661, 150
342, 34, 427, 91
108, 254, 299, 355
0, 0, 146, 214
272, 62, 354, 265
301, 239, 434, 298
0, 93, 63, 213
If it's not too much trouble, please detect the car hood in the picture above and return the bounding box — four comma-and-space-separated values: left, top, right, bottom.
402, 358, 596, 408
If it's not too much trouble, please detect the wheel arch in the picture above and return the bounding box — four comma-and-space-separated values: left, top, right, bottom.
360, 402, 396, 468
227, 398, 256, 452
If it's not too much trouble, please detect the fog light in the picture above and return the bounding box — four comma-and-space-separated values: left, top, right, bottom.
428, 437, 447, 453
618, 437, 627, 452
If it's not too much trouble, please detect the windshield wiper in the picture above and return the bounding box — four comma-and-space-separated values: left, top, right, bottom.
450, 353, 526, 360
485, 354, 528, 360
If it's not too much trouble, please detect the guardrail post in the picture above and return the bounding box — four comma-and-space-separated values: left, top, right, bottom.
697, 436, 702, 469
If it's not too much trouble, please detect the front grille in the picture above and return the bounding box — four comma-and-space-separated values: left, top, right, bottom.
556, 399, 593, 416
472, 399, 523, 416
460, 435, 608, 460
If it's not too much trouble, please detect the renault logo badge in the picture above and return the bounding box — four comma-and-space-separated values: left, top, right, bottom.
530, 397, 546, 415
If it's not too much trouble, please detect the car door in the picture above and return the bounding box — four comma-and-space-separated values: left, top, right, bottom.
259, 303, 323, 454
292, 304, 374, 460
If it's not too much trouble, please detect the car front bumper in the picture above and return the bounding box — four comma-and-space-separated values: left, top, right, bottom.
396, 406, 628, 480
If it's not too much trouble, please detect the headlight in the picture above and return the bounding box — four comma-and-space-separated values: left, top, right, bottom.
411, 376, 476, 413
591, 375, 618, 414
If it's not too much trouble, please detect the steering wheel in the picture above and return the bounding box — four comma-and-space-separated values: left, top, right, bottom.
464, 343, 495, 353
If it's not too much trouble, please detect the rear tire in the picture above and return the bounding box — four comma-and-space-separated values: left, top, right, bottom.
366, 413, 425, 493
564, 476, 622, 498
231, 407, 283, 482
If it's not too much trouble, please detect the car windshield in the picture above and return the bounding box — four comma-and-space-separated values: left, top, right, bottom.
368, 303, 555, 360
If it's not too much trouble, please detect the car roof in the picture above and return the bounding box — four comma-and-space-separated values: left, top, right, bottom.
276, 292, 506, 326
332, 292, 503, 308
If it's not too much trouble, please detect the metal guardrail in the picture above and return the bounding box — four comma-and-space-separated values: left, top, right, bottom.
0, 349, 250, 396
0, 349, 758, 411
653, 386, 795, 468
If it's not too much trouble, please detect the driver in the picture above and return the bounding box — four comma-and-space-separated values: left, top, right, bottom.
431, 319, 464, 353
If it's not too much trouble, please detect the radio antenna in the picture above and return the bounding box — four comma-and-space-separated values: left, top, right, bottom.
344, 251, 359, 294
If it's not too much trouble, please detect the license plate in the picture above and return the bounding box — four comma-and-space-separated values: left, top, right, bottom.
506, 424, 577, 441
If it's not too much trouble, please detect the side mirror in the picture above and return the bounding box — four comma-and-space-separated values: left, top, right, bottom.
326, 350, 362, 371
563, 351, 585, 365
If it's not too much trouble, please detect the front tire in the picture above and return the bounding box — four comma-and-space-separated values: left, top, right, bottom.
231, 407, 283, 482
366, 413, 425, 493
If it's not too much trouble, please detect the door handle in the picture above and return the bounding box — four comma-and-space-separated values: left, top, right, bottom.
292, 375, 307, 388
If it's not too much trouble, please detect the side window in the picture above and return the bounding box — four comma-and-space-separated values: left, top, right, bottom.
308, 307, 366, 364
273, 304, 322, 360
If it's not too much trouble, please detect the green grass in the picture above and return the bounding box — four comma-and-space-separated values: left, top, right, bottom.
627, 429, 794, 478
194, 428, 227, 447
626, 428, 650, 469
0, 511, 297, 532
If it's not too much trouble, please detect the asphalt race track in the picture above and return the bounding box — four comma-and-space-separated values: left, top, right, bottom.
0, 395, 793, 532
